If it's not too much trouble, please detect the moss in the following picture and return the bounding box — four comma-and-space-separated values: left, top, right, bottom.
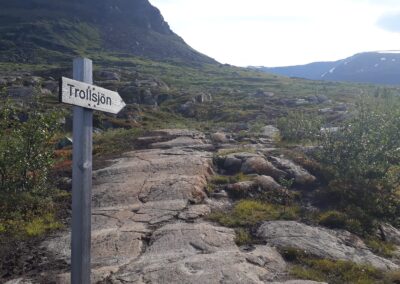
318, 210, 348, 229
24, 213, 63, 237
208, 200, 300, 227
365, 238, 396, 259
234, 228, 253, 246
210, 173, 253, 186
290, 258, 389, 284
211, 175, 231, 185
93, 128, 143, 157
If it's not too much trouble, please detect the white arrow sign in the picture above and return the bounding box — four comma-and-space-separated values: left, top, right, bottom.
59, 76, 126, 114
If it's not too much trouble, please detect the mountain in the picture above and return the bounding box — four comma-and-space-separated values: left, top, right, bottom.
254, 51, 400, 85
0, 0, 215, 65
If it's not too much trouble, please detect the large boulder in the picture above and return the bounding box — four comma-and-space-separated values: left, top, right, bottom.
254, 175, 283, 191
241, 157, 286, 180
257, 221, 398, 270
226, 176, 287, 199
269, 157, 316, 185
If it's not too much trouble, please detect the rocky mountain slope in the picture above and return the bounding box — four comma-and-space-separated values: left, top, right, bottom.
5, 129, 400, 283
0, 0, 215, 64
255, 51, 400, 85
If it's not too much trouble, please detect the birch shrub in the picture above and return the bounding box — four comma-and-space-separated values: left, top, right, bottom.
314, 96, 400, 232
0, 97, 61, 236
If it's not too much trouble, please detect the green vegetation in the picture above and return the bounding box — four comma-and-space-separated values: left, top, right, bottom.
0, 97, 65, 237
280, 247, 398, 284
210, 173, 253, 186
234, 228, 253, 246
314, 96, 400, 234
93, 128, 144, 157
208, 200, 299, 227
364, 238, 396, 259
290, 259, 390, 284
318, 210, 348, 229
277, 111, 324, 143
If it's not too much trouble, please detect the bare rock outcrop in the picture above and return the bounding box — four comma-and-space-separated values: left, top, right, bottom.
257, 221, 398, 270
37, 130, 295, 283
108, 223, 286, 284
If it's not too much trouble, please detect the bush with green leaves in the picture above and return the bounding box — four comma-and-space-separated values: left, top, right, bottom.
0, 100, 59, 193
277, 111, 324, 143
314, 96, 400, 232
0, 96, 62, 236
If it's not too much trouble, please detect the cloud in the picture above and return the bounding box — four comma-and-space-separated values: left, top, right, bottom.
377, 12, 400, 33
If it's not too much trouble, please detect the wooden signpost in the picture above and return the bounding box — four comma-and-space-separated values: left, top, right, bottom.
59, 58, 126, 283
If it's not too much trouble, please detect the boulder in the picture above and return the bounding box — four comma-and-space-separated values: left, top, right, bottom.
97, 71, 120, 81
254, 90, 274, 98
211, 132, 228, 143
379, 223, 400, 245
178, 101, 196, 117
316, 95, 329, 103
194, 92, 212, 103
40, 88, 53, 96
140, 89, 157, 105
226, 181, 257, 196
120, 86, 141, 104
7, 86, 34, 98
226, 176, 287, 199
150, 136, 205, 149
269, 156, 316, 185
42, 80, 59, 93
261, 125, 280, 139
257, 221, 398, 270
254, 175, 282, 191
241, 157, 286, 179
23, 76, 41, 86
223, 155, 243, 173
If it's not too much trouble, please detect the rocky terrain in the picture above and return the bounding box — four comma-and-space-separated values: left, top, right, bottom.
5, 127, 400, 284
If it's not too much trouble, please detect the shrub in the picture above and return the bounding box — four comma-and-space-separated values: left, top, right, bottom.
277, 111, 324, 143
0, 99, 60, 193
0, 97, 62, 237
314, 96, 400, 231
318, 210, 348, 229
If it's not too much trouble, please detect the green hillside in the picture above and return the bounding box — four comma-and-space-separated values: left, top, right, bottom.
0, 0, 214, 64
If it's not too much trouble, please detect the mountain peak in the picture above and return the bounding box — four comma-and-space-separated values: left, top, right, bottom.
0, 0, 215, 64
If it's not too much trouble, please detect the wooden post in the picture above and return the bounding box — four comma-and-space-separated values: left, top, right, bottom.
71, 58, 93, 284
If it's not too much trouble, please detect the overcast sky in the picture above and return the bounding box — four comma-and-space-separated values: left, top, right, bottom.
149, 0, 400, 67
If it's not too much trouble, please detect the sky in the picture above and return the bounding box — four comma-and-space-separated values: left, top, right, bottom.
149, 0, 400, 67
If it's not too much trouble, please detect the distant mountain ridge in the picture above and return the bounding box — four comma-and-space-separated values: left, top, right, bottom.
0, 0, 215, 64
253, 51, 400, 85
